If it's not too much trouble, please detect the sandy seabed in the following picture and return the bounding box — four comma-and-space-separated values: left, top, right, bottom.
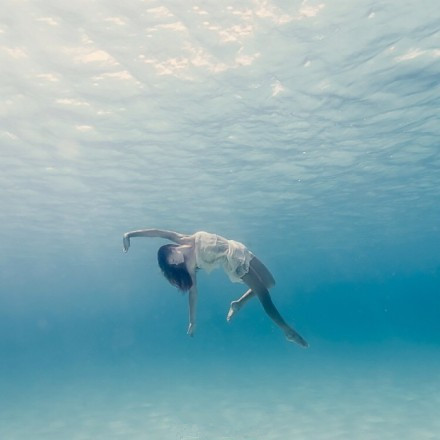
1, 345, 439, 440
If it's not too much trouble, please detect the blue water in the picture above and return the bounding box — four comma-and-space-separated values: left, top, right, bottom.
1, 1, 440, 438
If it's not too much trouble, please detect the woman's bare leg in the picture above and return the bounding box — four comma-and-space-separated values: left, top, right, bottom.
241, 264, 308, 347
227, 289, 256, 321
227, 256, 275, 321
250, 256, 276, 288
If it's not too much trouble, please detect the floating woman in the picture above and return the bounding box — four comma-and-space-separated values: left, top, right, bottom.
122, 229, 308, 347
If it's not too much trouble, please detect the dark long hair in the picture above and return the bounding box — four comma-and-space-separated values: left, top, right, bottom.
157, 244, 193, 292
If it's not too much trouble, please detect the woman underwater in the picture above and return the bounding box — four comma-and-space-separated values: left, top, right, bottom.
123, 229, 308, 348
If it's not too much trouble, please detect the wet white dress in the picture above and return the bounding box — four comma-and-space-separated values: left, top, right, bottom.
193, 231, 254, 283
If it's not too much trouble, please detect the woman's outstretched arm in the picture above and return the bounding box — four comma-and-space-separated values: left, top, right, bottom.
123, 229, 189, 252
187, 283, 198, 337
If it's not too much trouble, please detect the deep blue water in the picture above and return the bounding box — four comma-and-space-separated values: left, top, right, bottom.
1, 0, 440, 438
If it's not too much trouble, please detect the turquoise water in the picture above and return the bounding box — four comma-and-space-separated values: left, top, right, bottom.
1, 1, 440, 438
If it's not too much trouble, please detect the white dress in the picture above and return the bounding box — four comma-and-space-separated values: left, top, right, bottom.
193, 231, 254, 283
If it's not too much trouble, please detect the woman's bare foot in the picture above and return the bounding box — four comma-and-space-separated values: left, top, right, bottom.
227, 301, 240, 322
285, 328, 309, 348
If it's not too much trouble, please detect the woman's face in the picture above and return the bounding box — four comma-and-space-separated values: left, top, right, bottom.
167, 247, 184, 265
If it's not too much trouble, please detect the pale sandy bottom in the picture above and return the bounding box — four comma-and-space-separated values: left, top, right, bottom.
1, 345, 439, 440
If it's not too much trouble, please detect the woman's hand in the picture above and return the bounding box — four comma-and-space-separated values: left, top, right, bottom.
187, 322, 196, 337
123, 233, 130, 253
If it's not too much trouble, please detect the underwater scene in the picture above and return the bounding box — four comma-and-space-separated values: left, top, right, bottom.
1, 0, 439, 438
